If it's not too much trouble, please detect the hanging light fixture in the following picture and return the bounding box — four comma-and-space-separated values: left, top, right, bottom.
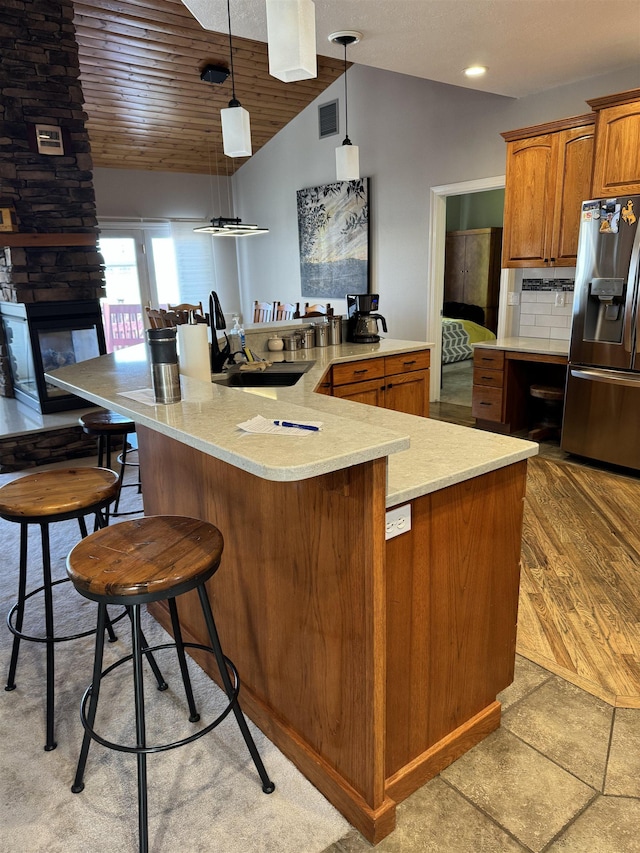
193, 134, 268, 237
194, 217, 269, 236
221, 0, 252, 157
329, 31, 362, 182
266, 0, 317, 82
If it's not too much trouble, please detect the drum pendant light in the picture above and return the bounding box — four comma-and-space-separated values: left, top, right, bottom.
330, 31, 362, 182
221, 0, 252, 157
266, 0, 317, 82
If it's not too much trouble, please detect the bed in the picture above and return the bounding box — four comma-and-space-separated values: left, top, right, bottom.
441, 303, 496, 364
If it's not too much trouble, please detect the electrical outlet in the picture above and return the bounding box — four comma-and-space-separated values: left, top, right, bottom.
385, 504, 411, 540
555, 291, 566, 307
507, 292, 520, 306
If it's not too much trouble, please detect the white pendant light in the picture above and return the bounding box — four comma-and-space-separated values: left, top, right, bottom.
221, 103, 252, 157
221, 0, 252, 157
329, 31, 362, 182
266, 0, 317, 82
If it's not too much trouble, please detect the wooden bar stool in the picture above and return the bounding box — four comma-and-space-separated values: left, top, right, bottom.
67, 515, 275, 853
0, 467, 122, 751
79, 409, 138, 517
528, 384, 565, 441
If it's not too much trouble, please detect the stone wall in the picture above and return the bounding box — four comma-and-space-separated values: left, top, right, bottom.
0, 425, 98, 473
0, 0, 107, 468
0, 0, 104, 304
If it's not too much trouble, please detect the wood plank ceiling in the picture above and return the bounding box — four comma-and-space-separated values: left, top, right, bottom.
73, 0, 347, 175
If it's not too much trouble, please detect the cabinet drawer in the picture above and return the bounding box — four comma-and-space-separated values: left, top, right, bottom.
473, 366, 503, 389
473, 349, 505, 370
472, 386, 504, 421
332, 357, 385, 386
385, 349, 430, 376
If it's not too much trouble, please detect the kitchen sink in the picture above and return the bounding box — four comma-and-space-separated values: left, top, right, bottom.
214, 360, 315, 387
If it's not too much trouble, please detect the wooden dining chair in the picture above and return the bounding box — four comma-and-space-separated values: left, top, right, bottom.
145, 307, 178, 329
253, 301, 275, 323
167, 302, 206, 324
274, 302, 300, 320
300, 303, 333, 318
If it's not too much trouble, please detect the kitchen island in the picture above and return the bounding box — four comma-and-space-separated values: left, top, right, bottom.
48, 339, 537, 844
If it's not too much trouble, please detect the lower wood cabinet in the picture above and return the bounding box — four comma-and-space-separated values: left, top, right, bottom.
472, 345, 568, 434
331, 350, 430, 418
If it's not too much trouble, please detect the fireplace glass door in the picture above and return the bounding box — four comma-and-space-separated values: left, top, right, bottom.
1, 301, 106, 413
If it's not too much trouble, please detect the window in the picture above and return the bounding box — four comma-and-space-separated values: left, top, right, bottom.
98, 220, 218, 352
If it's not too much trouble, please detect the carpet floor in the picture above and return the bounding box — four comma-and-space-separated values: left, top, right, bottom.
0, 460, 349, 853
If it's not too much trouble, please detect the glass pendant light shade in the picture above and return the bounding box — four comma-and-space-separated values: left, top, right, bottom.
266, 0, 317, 82
221, 103, 252, 157
336, 141, 360, 181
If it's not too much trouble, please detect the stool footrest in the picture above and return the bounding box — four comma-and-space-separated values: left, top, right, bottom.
7, 581, 126, 645
79, 642, 240, 755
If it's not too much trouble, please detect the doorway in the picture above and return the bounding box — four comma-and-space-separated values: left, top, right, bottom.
427, 176, 515, 403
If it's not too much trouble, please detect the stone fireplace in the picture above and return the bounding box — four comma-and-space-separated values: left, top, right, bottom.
0, 0, 107, 465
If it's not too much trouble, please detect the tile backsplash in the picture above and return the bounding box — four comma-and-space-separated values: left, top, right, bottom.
517, 273, 575, 341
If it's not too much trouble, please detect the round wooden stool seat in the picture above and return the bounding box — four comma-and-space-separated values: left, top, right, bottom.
0, 467, 119, 522
68, 514, 273, 852
530, 384, 564, 402
1, 466, 122, 752
79, 409, 135, 436
67, 515, 224, 604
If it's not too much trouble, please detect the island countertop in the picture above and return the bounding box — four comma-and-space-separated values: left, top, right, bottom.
47, 337, 537, 505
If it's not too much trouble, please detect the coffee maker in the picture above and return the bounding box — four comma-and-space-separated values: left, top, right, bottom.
346, 293, 388, 343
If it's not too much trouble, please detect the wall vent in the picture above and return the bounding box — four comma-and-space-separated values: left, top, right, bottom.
318, 100, 339, 138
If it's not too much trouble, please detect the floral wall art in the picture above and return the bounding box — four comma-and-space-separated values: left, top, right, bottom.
296, 178, 369, 299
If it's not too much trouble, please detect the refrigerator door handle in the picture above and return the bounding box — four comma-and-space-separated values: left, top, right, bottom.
571, 367, 640, 388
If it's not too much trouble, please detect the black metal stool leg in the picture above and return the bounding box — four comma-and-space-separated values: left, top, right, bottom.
196, 585, 275, 794
72, 603, 108, 793
168, 598, 200, 722
77, 514, 118, 643
40, 522, 57, 751
112, 434, 128, 516
131, 604, 149, 853
5, 522, 28, 692
125, 608, 168, 691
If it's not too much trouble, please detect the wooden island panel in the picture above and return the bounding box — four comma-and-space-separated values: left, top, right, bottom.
137, 426, 527, 843
385, 463, 526, 798
138, 425, 395, 840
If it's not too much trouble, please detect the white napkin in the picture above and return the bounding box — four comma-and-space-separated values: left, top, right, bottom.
237, 415, 323, 435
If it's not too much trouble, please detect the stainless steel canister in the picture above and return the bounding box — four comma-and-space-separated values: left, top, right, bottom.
283, 334, 299, 351
301, 328, 315, 348
328, 315, 342, 346
314, 321, 329, 347
146, 328, 181, 404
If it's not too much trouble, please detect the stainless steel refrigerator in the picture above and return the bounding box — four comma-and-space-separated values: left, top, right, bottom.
562, 195, 640, 470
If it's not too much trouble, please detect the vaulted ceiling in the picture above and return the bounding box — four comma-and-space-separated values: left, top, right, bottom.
73, 0, 346, 176
73, 0, 640, 177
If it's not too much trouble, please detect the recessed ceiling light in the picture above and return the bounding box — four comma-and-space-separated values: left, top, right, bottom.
464, 65, 487, 78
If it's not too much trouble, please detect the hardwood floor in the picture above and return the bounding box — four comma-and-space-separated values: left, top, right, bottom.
518, 456, 640, 708
431, 400, 640, 708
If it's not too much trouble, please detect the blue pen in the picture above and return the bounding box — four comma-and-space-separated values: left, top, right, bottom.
273, 420, 320, 432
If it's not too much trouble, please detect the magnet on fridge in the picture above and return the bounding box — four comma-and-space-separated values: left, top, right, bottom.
622, 200, 637, 226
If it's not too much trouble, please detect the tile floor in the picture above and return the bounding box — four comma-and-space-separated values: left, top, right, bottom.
322, 655, 640, 853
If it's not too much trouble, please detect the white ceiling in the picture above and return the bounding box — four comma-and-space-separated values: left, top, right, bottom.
181, 0, 640, 99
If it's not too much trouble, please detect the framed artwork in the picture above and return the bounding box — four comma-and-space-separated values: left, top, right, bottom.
297, 178, 369, 299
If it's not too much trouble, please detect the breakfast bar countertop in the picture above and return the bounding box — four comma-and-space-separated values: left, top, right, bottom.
47, 338, 537, 505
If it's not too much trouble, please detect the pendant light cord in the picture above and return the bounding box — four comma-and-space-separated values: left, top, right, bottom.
343, 42, 350, 143
227, 0, 239, 106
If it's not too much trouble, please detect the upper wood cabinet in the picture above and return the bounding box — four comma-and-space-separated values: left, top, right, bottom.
501, 114, 595, 268
588, 89, 640, 197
